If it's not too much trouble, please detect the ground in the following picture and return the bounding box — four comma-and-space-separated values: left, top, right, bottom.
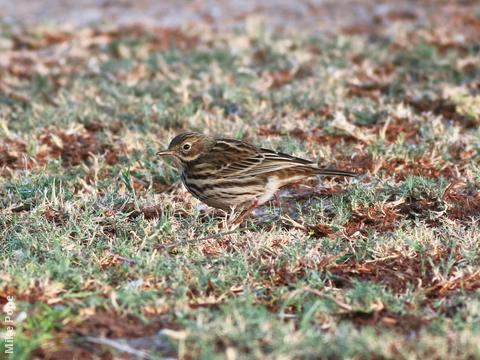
1, 0, 480, 359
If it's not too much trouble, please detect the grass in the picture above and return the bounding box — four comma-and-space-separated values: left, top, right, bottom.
1, 6, 480, 359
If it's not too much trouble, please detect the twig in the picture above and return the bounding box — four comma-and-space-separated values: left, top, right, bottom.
279, 215, 308, 231
319, 249, 349, 268
365, 254, 401, 263
116, 256, 135, 264
302, 287, 353, 311
83, 336, 155, 360
442, 178, 458, 201
153, 225, 256, 250
281, 286, 353, 314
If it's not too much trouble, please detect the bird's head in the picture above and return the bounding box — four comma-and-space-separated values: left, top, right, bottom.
157, 132, 213, 166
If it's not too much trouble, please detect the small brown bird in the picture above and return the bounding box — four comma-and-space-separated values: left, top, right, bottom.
157, 132, 356, 216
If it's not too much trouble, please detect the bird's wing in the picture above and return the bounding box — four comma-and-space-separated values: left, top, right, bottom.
201, 140, 314, 177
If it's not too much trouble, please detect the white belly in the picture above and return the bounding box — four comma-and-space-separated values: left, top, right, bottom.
257, 173, 311, 205
257, 175, 281, 205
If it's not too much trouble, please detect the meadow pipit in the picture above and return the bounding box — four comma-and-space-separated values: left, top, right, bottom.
157, 132, 356, 219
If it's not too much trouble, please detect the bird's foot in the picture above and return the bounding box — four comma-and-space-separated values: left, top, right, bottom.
229, 201, 259, 227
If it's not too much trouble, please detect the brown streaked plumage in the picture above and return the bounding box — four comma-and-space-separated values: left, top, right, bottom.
157, 132, 357, 211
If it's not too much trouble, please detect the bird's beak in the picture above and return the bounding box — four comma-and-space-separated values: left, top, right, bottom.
156, 149, 175, 156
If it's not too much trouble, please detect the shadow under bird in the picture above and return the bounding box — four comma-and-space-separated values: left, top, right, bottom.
157, 132, 357, 218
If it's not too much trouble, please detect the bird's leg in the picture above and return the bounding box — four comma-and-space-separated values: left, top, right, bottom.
273, 191, 281, 206
231, 201, 259, 225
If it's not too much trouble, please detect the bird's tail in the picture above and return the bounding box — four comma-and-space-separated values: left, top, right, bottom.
313, 168, 357, 177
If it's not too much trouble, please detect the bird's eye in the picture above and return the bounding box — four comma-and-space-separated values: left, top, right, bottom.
183, 143, 191, 151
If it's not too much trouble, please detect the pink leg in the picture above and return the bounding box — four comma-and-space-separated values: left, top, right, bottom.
232, 201, 258, 225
